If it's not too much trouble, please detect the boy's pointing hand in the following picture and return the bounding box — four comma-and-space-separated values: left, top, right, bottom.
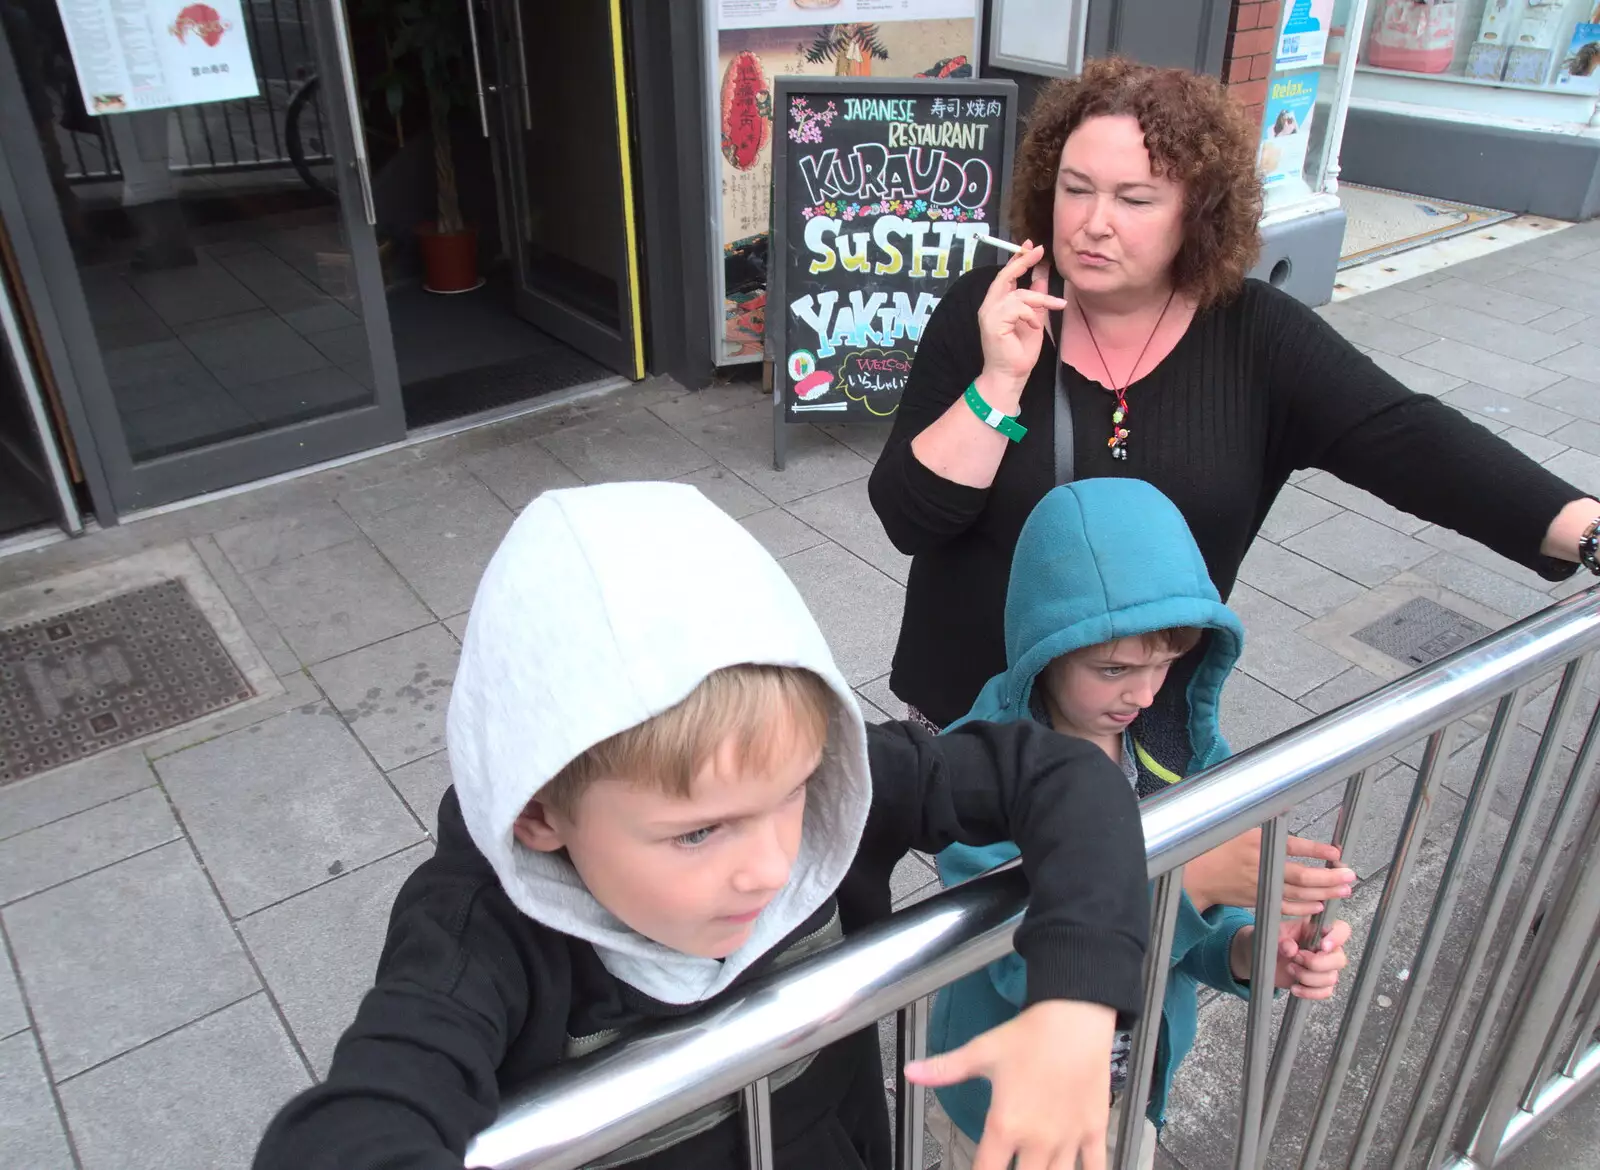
905, 998, 1116, 1170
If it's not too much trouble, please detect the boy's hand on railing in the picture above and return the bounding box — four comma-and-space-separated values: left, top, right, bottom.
1229, 918, 1353, 998
905, 999, 1115, 1170
1183, 828, 1356, 916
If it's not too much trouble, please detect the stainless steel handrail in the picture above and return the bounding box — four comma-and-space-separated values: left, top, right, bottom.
466, 588, 1600, 1170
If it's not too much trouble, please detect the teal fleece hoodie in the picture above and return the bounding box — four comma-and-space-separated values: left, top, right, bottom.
928, 478, 1253, 1136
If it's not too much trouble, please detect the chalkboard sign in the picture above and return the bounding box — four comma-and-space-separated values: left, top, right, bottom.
768, 76, 1016, 467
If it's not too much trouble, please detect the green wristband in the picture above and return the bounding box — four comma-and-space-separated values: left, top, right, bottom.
964, 381, 1027, 442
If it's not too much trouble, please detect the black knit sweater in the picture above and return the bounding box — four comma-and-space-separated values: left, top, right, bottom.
869, 269, 1584, 728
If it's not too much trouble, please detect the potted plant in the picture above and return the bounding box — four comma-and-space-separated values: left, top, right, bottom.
367, 0, 481, 293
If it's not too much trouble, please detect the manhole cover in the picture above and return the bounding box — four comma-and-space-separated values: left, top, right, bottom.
1352, 597, 1492, 668
0, 579, 253, 784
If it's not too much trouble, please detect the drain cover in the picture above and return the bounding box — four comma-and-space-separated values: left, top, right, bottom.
0, 579, 253, 783
1352, 596, 1492, 668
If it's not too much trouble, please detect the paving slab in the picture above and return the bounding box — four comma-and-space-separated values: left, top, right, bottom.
352, 476, 514, 619
739, 508, 828, 559
0, 944, 24, 1039
463, 437, 582, 512
242, 537, 431, 665
1362, 350, 1467, 397
159, 711, 424, 917
3, 841, 258, 1078
860, 675, 909, 722
1404, 552, 1558, 621
0, 1032, 74, 1170
1234, 540, 1366, 619
1297, 472, 1430, 535
240, 844, 428, 1076
787, 478, 912, 585
1413, 524, 1563, 595
677, 401, 874, 505
1439, 382, 1574, 436
310, 624, 460, 771
779, 543, 905, 687
1218, 673, 1312, 754
672, 465, 772, 520
1300, 665, 1387, 716
386, 750, 453, 836
1283, 512, 1434, 588
57, 994, 308, 1170
0, 787, 179, 906
891, 854, 938, 909
1405, 339, 1564, 398
1257, 484, 1341, 543
1498, 426, 1569, 464
1398, 303, 1578, 365
1420, 275, 1563, 324
1315, 303, 1434, 356
538, 407, 713, 485
0, 748, 155, 842
1540, 448, 1600, 500
647, 383, 768, 429
213, 503, 362, 576
1529, 376, 1600, 423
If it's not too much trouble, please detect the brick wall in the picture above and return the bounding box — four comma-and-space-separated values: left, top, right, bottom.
1223, 1, 1282, 127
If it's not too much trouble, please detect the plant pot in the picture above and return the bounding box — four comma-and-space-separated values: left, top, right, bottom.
415, 222, 482, 293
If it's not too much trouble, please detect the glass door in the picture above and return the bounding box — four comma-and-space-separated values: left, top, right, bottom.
482, 0, 645, 379
0, 0, 405, 514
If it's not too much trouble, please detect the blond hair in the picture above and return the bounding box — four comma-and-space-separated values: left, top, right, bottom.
537, 664, 835, 819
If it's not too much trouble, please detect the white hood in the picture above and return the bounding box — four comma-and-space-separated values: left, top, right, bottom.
447, 481, 871, 1005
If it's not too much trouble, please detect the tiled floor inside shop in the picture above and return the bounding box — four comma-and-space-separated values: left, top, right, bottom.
3, 219, 1600, 1168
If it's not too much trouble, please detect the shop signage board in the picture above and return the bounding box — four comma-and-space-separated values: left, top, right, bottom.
56, 0, 259, 115
708, 0, 982, 366
767, 75, 1015, 467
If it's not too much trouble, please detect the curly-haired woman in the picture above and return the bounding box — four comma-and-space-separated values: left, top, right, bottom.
869, 58, 1599, 737
874, 57, 1600, 1168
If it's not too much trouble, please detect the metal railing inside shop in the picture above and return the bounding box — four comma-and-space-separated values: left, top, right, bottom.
61, 0, 330, 181
464, 587, 1600, 1170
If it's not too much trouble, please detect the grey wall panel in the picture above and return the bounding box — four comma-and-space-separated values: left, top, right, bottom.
1340, 109, 1600, 222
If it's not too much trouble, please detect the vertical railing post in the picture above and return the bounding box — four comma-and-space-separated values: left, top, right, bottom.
895, 998, 929, 1170
1115, 871, 1185, 1169
1466, 785, 1600, 1166
741, 1077, 775, 1170
1236, 817, 1288, 1170
1348, 692, 1524, 1167
1258, 767, 1375, 1166
1299, 726, 1457, 1170
1425, 665, 1600, 1168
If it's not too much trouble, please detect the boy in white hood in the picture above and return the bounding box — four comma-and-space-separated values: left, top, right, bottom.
254, 481, 1149, 1170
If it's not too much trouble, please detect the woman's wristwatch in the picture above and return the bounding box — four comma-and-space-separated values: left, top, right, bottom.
1580, 516, 1600, 576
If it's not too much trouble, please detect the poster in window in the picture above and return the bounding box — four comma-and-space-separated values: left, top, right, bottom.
1556, 22, 1600, 93
57, 0, 260, 116
714, 3, 979, 363
1258, 72, 1319, 190
1276, 0, 1335, 68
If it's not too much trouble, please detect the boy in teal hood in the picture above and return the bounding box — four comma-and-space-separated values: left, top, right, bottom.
924, 479, 1354, 1165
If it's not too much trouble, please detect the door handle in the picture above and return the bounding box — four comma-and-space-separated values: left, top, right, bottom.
509, 0, 533, 130
463, 0, 491, 136
328, 0, 376, 224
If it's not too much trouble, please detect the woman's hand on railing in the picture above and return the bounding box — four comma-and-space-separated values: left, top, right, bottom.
904, 998, 1115, 1170
1184, 828, 1356, 916
1229, 918, 1353, 999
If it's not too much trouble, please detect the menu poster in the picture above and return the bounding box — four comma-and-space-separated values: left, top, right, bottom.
720, 0, 976, 32
1258, 72, 1319, 189
714, 6, 978, 363
1276, 0, 1334, 68
57, 0, 260, 115
769, 76, 1014, 437
1557, 23, 1600, 93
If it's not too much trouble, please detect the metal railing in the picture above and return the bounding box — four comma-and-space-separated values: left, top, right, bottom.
465, 587, 1600, 1170
61, 0, 330, 181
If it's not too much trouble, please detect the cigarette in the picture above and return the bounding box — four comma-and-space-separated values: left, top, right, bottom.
977, 234, 1026, 254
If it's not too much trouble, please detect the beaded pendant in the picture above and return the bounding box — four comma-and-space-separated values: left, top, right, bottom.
1108, 406, 1130, 461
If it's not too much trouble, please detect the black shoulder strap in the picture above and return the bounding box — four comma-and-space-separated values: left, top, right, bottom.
1049, 266, 1074, 486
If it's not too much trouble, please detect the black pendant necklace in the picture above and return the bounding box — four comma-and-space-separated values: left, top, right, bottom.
1077, 289, 1176, 461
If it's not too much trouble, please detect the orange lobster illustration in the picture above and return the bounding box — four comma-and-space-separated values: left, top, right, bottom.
170, 4, 231, 48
